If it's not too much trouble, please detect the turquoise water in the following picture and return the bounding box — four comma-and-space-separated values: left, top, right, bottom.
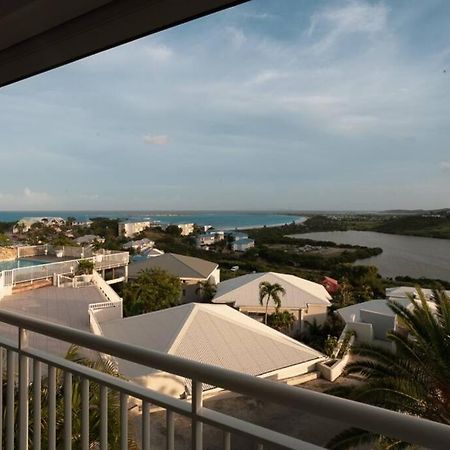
0, 211, 303, 230
0, 258, 47, 272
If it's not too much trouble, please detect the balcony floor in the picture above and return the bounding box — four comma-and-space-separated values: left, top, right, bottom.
0, 285, 104, 357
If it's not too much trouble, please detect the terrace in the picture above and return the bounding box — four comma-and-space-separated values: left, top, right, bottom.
0, 1, 449, 449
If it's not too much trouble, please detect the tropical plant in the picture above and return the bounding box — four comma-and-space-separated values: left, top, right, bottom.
123, 268, 182, 316
76, 259, 94, 275
195, 280, 217, 302
258, 281, 286, 325
2, 345, 137, 448
327, 289, 450, 449
267, 310, 295, 333
323, 335, 339, 357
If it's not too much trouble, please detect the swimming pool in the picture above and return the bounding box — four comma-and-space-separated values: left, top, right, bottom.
0, 258, 48, 272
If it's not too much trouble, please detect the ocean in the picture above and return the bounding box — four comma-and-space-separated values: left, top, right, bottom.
0, 211, 304, 230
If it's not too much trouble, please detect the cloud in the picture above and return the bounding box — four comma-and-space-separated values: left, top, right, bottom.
307, 0, 389, 52
144, 43, 173, 62
226, 26, 247, 48
143, 134, 169, 145
440, 161, 450, 171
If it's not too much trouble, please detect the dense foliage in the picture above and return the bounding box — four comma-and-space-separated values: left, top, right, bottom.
328, 289, 450, 449
123, 268, 182, 316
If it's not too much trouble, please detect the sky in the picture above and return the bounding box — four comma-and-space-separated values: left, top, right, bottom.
1, 0, 450, 211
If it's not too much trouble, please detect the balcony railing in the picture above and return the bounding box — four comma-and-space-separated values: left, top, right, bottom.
0, 252, 129, 288
0, 308, 448, 450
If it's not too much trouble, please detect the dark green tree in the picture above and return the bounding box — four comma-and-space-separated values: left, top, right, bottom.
123, 268, 182, 316
267, 310, 295, 333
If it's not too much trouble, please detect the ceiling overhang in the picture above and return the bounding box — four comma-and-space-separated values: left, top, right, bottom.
0, 0, 248, 88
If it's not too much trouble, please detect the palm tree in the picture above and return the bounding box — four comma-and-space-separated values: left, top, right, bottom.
259, 281, 286, 325
327, 289, 450, 450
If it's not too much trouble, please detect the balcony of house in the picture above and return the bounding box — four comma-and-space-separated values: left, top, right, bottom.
0, 305, 449, 449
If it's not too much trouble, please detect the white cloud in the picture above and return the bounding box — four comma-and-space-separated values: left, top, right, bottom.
226, 26, 247, 48
440, 161, 450, 171
144, 43, 173, 62
308, 1, 389, 52
143, 134, 169, 145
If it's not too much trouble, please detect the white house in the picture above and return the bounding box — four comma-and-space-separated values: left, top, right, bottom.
97, 303, 326, 398
118, 221, 151, 238
13, 217, 65, 233
232, 238, 255, 252
195, 231, 225, 248
336, 298, 415, 350
212, 272, 331, 331
123, 238, 154, 252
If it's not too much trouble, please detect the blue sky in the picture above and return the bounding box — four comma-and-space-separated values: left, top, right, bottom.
1, 0, 450, 211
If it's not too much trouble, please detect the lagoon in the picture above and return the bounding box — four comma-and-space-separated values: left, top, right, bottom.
290, 230, 450, 281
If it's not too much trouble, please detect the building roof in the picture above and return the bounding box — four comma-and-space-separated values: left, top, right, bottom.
74, 234, 101, 244
386, 286, 450, 300
338, 297, 438, 324
100, 303, 324, 383
128, 253, 218, 280
212, 272, 331, 308
337, 299, 411, 323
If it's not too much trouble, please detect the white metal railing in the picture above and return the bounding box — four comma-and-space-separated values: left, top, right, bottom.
0, 252, 129, 287
0, 309, 448, 450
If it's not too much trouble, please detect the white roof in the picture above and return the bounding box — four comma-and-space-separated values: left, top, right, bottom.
386, 286, 450, 300
337, 296, 437, 324
212, 272, 331, 309
337, 299, 410, 323
100, 303, 324, 384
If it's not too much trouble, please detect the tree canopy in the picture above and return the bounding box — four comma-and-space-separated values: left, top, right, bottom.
123, 268, 182, 316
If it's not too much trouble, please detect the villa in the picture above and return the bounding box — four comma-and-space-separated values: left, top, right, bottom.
232, 237, 255, 252
13, 216, 65, 233
128, 252, 220, 302
195, 231, 225, 249
212, 272, 331, 332
95, 303, 325, 398
118, 220, 152, 238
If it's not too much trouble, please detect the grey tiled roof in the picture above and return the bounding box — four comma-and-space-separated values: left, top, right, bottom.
128, 253, 218, 280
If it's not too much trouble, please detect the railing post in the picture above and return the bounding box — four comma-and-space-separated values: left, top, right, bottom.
6, 349, 15, 450
64, 371, 72, 450
142, 400, 150, 450
0, 348, 3, 445
191, 380, 203, 450
120, 393, 129, 450
166, 410, 174, 450
100, 385, 108, 450
33, 360, 42, 450
19, 328, 29, 450
48, 366, 56, 450
81, 379, 89, 450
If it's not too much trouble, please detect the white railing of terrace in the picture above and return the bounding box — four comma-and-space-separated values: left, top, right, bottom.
89, 271, 123, 322
0, 252, 129, 287
0, 309, 449, 450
